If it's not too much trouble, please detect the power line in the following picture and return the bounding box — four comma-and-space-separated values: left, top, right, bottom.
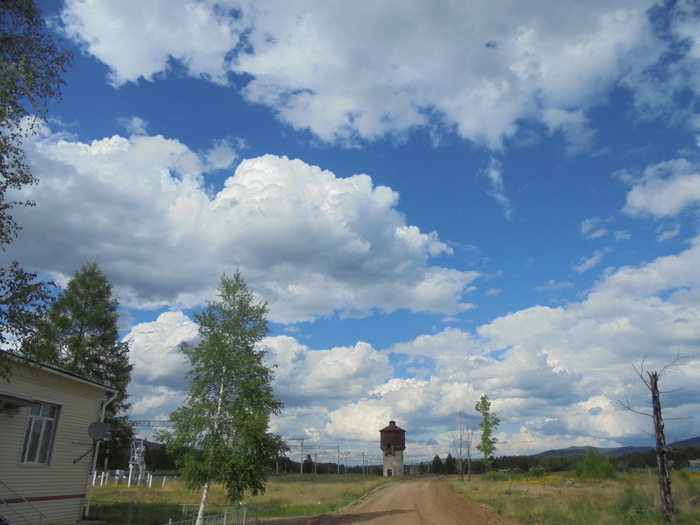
128, 420, 174, 427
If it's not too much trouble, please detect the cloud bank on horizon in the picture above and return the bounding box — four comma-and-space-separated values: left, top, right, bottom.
7, 0, 700, 460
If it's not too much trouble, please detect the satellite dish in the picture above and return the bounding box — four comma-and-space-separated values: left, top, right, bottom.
88, 421, 110, 441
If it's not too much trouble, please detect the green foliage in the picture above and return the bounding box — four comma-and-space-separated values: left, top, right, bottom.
0, 0, 71, 243
475, 394, 500, 471
166, 271, 285, 505
528, 466, 547, 477
145, 443, 178, 472
481, 470, 510, 481
20, 261, 134, 467
430, 454, 444, 475
22, 263, 132, 395
302, 454, 314, 474
0, 1, 71, 377
445, 453, 457, 475
0, 262, 52, 379
575, 448, 616, 479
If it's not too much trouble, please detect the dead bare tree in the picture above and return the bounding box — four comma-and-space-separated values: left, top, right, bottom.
618, 355, 688, 522
451, 408, 475, 482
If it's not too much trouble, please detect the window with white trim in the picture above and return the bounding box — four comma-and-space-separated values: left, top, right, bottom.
21, 403, 59, 465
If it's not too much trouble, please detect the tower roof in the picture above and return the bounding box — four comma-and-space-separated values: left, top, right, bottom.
379, 420, 406, 433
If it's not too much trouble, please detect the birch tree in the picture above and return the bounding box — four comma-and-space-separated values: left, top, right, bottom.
167, 272, 284, 525
475, 394, 500, 472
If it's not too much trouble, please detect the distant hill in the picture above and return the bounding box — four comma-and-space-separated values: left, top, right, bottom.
669, 435, 700, 448
532, 436, 700, 458
533, 446, 650, 458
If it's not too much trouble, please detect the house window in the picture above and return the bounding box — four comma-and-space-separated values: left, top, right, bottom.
21, 403, 59, 465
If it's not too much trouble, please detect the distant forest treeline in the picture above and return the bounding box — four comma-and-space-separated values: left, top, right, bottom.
142, 442, 700, 475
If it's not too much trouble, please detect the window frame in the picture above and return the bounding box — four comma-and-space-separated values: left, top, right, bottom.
20, 403, 60, 466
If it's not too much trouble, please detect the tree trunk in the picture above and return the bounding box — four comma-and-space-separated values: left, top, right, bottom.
197, 368, 227, 525
649, 371, 675, 522
196, 481, 210, 525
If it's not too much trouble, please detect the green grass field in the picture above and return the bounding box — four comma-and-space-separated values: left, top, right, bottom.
87, 470, 700, 524
87, 474, 390, 522
447, 470, 700, 524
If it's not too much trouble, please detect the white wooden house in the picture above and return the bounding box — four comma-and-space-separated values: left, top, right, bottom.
0, 355, 116, 525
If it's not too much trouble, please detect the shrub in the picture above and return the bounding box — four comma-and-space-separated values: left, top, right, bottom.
482, 470, 510, 481
528, 466, 546, 477
574, 449, 616, 479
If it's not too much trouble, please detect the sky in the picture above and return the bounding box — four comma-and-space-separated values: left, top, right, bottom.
5, 0, 700, 464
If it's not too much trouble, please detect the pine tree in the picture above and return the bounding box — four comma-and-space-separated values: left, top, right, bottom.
430, 454, 444, 475
165, 271, 285, 525
21, 261, 133, 467
445, 453, 457, 475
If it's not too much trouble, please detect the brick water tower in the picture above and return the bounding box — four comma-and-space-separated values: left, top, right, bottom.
379, 420, 406, 477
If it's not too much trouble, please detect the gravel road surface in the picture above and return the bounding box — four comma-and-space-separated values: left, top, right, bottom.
263, 478, 520, 525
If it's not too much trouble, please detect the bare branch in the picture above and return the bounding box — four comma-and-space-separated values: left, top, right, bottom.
616, 393, 652, 418
658, 353, 690, 377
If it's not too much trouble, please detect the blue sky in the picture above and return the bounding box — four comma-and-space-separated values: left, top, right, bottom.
6, 0, 700, 463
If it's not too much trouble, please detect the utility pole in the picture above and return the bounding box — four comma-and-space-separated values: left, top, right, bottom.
287, 438, 305, 475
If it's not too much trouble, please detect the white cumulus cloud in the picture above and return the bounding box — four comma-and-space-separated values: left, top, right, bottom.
58, 0, 684, 148
7, 126, 477, 323
118, 234, 700, 456
623, 159, 700, 218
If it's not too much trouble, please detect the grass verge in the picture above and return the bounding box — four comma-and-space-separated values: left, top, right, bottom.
446, 470, 700, 524
88, 474, 390, 522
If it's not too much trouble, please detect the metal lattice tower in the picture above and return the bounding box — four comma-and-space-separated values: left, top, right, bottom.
128, 438, 147, 486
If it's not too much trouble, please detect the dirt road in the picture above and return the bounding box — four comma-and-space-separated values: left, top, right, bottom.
264, 478, 519, 525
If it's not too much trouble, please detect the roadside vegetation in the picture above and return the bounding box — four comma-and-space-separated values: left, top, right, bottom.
87, 468, 700, 524
447, 469, 700, 524
88, 445, 700, 523
87, 474, 391, 522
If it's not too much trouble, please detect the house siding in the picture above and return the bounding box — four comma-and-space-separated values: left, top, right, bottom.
0, 361, 112, 524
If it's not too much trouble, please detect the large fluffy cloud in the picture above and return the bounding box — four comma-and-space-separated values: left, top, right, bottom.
126, 311, 197, 419
61, 0, 242, 85
122, 229, 700, 457
6, 126, 476, 323
289, 233, 700, 456
262, 336, 392, 408
56, 0, 700, 148
318, 233, 700, 455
